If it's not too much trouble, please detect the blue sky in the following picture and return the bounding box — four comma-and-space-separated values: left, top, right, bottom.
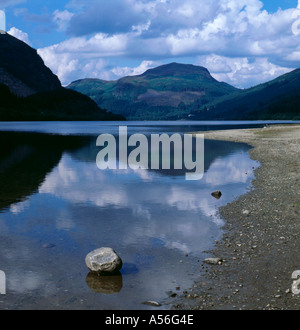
1, 0, 300, 87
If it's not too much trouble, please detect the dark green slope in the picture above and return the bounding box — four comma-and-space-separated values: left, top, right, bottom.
0, 83, 126, 121
0, 33, 61, 97
68, 62, 240, 120
194, 68, 300, 120
0, 32, 125, 121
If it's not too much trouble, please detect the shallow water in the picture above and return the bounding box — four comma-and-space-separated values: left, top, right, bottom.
0, 121, 263, 310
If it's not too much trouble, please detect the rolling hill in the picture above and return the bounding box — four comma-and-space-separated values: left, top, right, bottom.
197, 68, 300, 120
68, 63, 300, 121
68, 63, 240, 120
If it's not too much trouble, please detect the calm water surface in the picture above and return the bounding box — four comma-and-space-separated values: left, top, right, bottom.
0, 121, 269, 309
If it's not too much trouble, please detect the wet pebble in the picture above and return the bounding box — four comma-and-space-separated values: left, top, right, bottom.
204, 258, 223, 265
142, 301, 162, 307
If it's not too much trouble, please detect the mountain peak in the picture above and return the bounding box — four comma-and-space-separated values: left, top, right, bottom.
140, 62, 213, 79
68, 62, 238, 120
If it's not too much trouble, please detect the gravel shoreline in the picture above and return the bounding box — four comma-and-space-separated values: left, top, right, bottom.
172, 124, 300, 310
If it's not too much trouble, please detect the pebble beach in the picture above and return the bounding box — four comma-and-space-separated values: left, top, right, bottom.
173, 124, 300, 310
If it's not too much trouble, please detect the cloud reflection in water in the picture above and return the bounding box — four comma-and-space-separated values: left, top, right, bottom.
36, 149, 258, 256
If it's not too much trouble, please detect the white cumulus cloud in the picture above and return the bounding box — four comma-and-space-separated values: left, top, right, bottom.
7, 27, 31, 45
34, 0, 300, 87
53, 9, 74, 32
111, 60, 158, 78
196, 54, 292, 88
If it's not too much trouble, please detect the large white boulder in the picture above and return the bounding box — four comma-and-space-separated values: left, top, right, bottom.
85, 247, 122, 274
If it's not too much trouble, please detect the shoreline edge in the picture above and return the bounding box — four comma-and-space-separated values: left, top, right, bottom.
173, 124, 300, 310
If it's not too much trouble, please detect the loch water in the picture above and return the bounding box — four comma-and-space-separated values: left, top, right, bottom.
0, 120, 291, 309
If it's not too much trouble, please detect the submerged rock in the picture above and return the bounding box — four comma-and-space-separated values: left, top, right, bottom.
86, 272, 123, 294
211, 191, 222, 199
85, 247, 122, 275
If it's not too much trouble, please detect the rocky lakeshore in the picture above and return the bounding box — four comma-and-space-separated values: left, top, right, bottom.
173, 125, 300, 310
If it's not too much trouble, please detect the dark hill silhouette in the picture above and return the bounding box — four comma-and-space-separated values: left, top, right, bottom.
0, 32, 125, 121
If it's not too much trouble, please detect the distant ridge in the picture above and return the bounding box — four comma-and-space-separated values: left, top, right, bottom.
68, 62, 239, 120
68, 62, 300, 120
203, 68, 300, 120
140, 62, 212, 79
